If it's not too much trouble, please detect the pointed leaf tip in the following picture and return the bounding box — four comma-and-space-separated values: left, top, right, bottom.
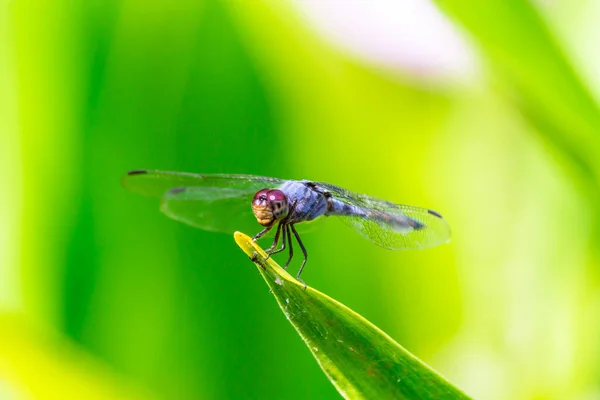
233, 231, 471, 400
233, 231, 303, 288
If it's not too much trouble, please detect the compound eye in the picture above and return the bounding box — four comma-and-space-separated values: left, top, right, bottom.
252, 188, 269, 205
267, 189, 286, 203
267, 189, 289, 219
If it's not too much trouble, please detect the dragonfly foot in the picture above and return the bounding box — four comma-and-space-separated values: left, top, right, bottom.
251, 251, 258, 262
296, 276, 307, 291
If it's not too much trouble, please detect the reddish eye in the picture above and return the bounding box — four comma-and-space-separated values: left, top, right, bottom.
253, 188, 269, 200
267, 189, 286, 202
266, 189, 289, 219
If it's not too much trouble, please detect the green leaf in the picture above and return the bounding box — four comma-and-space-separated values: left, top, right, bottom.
234, 232, 471, 400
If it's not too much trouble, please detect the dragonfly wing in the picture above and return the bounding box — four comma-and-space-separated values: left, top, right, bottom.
316, 182, 451, 250
123, 170, 285, 234
161, 185, 320, 235
122, 170, 285, 198
337, 206, 450, 250
160, 186, 262, 233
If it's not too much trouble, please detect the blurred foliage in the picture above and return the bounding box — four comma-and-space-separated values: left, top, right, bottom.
0, 315, 152, 400
435, 0, 600, 188
2, 0, 600, 399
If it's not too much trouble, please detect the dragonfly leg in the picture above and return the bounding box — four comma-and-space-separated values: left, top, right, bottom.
264, 223, 282, 257
252, 225, 273, 262
268, 224, 287, 258
266, 199, 297, 263
284, 225, 294, 270
290, 224, 308, 290
253, 226, 272, 241
286, 199, 298, 221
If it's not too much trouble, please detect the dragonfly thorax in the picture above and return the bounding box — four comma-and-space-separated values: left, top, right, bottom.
252, 188, 289, 226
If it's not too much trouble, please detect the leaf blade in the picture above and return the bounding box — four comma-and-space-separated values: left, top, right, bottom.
234, 232, 471, 400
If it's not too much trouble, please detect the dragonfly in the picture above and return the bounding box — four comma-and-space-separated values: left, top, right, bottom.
122, 170, 451, 286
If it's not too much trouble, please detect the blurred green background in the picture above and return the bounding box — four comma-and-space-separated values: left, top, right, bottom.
2, 0, 600, 399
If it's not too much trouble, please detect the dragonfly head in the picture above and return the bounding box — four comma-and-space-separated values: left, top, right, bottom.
252, 188, 289, 226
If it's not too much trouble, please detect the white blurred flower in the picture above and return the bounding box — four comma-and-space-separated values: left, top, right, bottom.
290, 0, 477, 82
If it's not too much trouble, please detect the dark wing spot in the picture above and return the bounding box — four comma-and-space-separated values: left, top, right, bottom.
169, 187, 186, 194
428, 209, 443, 219
127, 169, 148, 175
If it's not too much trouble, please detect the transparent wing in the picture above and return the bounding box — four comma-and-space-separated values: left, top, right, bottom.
161, 186, 319, 234
122, 170, 285, 233
160, 186, 261, 233
338, 207, 450, 251
122, 169, 284, 197
316, 182, 451, 250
